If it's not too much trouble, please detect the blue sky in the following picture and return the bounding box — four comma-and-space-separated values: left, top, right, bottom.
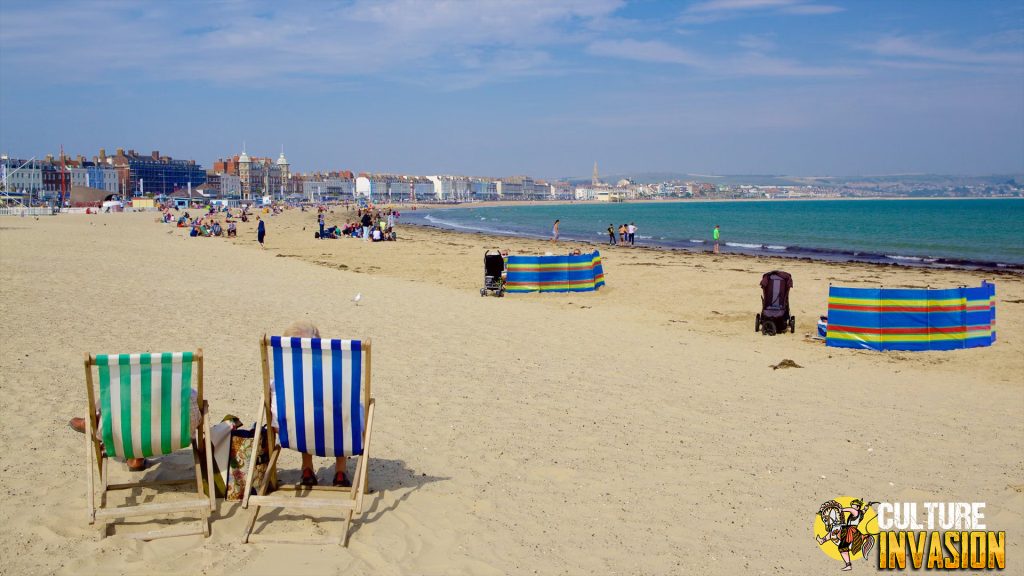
1, 0, 1022, 178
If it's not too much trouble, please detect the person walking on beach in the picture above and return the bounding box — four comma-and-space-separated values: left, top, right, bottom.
607, 224, 616, 245
618, 224, 626, 244
552, 219, 560, 243
257, 216, 266, 249
318, 213, 325, 239
627, 222, 637, 246
713, 224, 720, 254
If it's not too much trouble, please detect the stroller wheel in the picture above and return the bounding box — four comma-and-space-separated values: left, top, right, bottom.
480, 288, 486, 297
789, 316, 796, 333
763, 321, 777, 336
755, 314, 761, 333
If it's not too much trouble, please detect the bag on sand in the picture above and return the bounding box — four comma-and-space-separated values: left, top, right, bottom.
225, 424, 270, 501
199, 416, 237, 499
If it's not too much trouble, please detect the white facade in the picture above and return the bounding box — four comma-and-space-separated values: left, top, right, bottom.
574, 186, 597, 200
69, 167, 89, 188
427, 175, 472, 202
355, 176, 371, 198
219, 174, 241, 196
1, 159, 43, 195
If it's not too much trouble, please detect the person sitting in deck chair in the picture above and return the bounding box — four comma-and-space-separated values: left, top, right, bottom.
276, 320, 351, 487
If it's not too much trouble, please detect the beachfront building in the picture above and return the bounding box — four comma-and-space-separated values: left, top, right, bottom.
202, 172, 241, 197
84, 163, 119, 195
497, 176, 551, 201
303, 171, 355, 202
0, 156, 44, 200
103, 148, 206, 197
213, 150, 288, 201
551, 181, 573, 200
356, 174, 406, 203
470, 178, 499, 201
427, 175, 474, 202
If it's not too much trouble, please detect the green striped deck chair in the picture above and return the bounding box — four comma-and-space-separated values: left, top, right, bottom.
241, 335, 376, 546
84, 350, 215, 540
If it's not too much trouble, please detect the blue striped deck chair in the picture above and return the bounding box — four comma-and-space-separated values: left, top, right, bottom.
242, 335, 376, 546
83, 350, 215, 540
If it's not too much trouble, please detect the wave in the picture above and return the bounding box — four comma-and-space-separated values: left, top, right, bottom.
422, 214, 519, 235
726, 242, 762, 249
765, 245, 788, 251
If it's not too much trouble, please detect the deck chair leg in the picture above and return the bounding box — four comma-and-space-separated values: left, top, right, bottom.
204, 407, 216, 511
85, 417, 95, 523
341, 510, 354, 547
240, 446, 279, 543
242, 392, 268, 510
192, 440, 204, 496
355, 399, 375, 514
99, 457, 110, 537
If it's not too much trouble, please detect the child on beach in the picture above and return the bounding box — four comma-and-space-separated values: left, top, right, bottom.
552, 219, 560, 243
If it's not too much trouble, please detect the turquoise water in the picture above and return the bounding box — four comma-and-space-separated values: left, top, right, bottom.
406, 199, 1024, 269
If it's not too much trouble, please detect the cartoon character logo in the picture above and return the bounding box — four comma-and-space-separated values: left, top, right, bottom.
814, 497, 879, 571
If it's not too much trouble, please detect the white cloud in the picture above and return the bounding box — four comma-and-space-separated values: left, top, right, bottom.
864, 35, 1024, 70
588, 39, 707, 67
587, 38, 861, 78
679, 0, 843, 23
0, 0, 625, 85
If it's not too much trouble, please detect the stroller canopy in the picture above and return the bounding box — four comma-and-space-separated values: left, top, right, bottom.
761, 270, 793, 313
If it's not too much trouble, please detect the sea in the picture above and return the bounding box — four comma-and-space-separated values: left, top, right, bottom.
403, 198, 1024, 271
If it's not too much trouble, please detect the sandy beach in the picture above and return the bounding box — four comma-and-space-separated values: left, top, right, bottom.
0, 208, 1021, 575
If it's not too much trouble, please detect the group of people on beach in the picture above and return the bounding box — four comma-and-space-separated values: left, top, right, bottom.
314, 205, 399, 242
607, 223, 638, 246
163, 208, 240, 239
549, 219, 722, 253
554, 220, 641, 246
160, 204, 272, 248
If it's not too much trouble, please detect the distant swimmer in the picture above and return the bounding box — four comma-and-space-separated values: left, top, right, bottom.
713, 224, 720, 254
552, 219, 560, 243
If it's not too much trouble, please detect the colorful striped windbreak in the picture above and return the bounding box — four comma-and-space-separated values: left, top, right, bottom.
505, 251, 605, 293
826, 282, 996, 351
268, 337, 365, 457
96, 352, 195, 459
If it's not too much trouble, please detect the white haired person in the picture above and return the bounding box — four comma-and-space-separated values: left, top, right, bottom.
277, 320, 351, 487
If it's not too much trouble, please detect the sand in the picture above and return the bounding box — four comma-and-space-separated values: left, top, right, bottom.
0, 208, 1021, 575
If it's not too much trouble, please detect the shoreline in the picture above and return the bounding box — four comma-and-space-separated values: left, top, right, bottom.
402, 221, 1024, 275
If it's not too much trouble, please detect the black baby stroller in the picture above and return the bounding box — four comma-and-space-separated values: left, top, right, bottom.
755, 270, 795, 335
480, 250, 506, 297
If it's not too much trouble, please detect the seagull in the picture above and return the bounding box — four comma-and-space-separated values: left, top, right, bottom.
352, 293, 362, 305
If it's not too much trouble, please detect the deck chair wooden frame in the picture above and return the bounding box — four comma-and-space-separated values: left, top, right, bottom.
242, 335, 376, 546
84, 350, 215, 541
